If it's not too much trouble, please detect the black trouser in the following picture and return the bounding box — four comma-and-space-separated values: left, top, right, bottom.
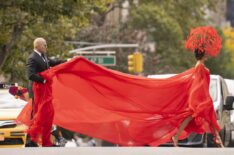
28, 84, 34, 120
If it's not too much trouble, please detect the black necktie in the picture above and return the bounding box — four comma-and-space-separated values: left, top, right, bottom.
41, 53, 49, 68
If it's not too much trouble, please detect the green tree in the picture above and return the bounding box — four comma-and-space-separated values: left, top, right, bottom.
58, 0, 232, 78
129, 0, 221, 74
206, 28, 234, 78
76, 0, 231, 78
0, 0, 111, 84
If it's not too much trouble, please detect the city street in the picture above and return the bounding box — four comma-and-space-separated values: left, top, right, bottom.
1, 0, 234, 151
0, 147, 234, 155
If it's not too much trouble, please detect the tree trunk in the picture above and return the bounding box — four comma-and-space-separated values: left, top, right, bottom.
0, 22, 24, 71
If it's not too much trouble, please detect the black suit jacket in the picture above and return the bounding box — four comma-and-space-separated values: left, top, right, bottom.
27, 51, 65, 97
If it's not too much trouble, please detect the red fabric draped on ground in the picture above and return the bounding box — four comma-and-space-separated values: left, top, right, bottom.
17, 57, 220, 146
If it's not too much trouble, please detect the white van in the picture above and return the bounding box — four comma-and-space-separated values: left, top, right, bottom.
148, 74, 234, 147
224, 79, 234, 96
224, 79, 234, 130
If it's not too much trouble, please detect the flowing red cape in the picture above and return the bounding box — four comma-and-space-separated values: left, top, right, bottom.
17, 57, 219, 146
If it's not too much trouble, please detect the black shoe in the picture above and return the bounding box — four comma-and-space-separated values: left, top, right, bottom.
44, 144, 60, 147
25, 140, 39, 147
51, 144, 60, 147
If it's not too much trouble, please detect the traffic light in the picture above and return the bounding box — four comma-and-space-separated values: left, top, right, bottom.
134, 52, 143, 73
128, 52, 143, 73
128, 54, 135, 72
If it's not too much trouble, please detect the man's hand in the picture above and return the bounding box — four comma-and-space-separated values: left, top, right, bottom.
67, 58, 71, 61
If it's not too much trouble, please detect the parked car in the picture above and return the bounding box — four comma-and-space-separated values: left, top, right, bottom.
225, 78, 234, 147
224, 79, 234, 95
0, 84, 27, 148
147, 74, 234, 147
224, 79, 234, 132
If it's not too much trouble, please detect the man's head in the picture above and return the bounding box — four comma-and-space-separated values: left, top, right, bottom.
33, 38, 47, 53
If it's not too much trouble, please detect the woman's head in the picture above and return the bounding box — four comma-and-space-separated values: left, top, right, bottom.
194, 49, 205, 60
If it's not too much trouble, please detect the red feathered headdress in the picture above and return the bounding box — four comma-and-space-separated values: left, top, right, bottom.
185, 26, 222, 57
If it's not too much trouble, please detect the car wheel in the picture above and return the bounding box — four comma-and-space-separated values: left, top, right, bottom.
220, 125, 232, 147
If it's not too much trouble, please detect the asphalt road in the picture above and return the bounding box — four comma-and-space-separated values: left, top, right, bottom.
0, 147, 234, 155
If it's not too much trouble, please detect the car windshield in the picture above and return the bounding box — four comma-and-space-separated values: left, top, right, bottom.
0, 89, 27, 109
209, 79, 217, 102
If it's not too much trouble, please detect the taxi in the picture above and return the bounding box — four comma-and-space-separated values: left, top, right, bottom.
0, 84, 27, 148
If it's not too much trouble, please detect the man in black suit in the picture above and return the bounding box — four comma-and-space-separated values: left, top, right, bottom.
26, 37, 65, 146
27, 37, 65, 98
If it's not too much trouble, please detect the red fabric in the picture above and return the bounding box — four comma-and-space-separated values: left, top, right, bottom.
16, 100, 32, 125
27, 82, 54, 146
17, 57, 220, 146
185, 26, 222, 57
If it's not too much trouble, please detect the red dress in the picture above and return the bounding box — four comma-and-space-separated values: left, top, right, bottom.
17, 57, 220, 146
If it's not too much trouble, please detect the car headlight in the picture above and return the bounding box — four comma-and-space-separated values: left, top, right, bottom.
0, 120, 16, 128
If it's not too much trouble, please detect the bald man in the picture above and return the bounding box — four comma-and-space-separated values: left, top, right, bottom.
27, 38, 65, 98
26, 38, 65, 147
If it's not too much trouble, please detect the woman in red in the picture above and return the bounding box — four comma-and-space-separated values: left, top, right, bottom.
172, 26, 223, 147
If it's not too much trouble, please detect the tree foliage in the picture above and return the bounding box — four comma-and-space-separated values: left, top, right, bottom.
128, 0, 223, 74
223, 26, 234, 61
76, 0, 233, 78
0, 0, 111, 84
1, 0, 233, 84
208, 26, 234, 78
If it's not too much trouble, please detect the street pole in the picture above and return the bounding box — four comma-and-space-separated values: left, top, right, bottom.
69, 44, 139, 54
